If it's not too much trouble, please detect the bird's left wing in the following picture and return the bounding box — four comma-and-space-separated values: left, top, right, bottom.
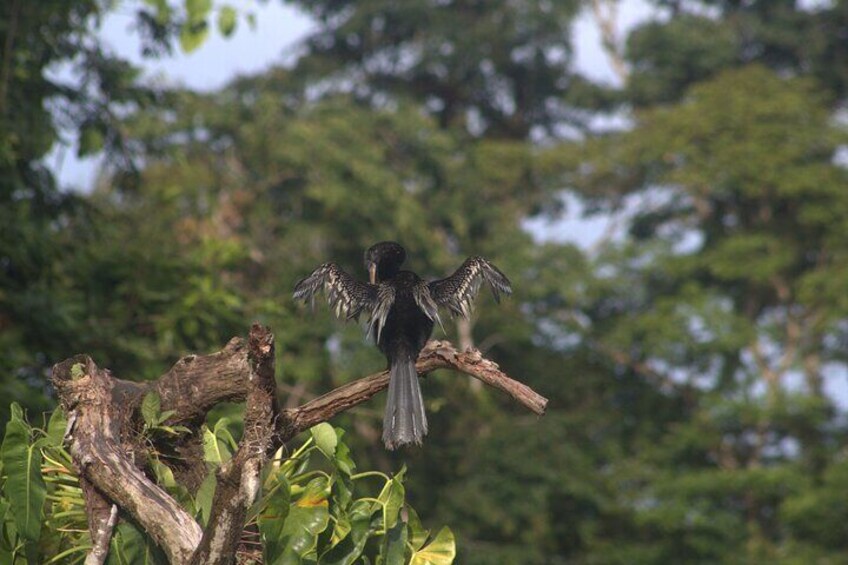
427, 256, 512, 319
293, 263, 378, 321
293, 263, 395, 339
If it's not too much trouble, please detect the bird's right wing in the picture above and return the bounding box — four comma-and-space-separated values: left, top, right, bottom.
293, 263, 395, 339
427, 256, 512, 319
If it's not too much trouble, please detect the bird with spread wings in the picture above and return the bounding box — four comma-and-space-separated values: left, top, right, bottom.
293, 241, 512, 450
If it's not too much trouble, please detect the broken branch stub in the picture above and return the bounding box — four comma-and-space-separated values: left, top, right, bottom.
50, 327, 547, 564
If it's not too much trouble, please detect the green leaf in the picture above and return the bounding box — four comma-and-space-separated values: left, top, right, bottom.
410, 527, 456, 565
332, 474, 353, 512
45, 408, 67, 448
406, 506, 429, 552
202, 426, 227, 464
179, 21, 209, 54
184, 0, 212, 24
195, 470, 217, 526
141, 392, 161, 427
259, 471, 291, 563
268, 476, 331, 563
320, 500, 372, 565
151, 459, 194, 514
380, 518, 408, 565
217, 5, 237, 37
0, 497, 13, 555
214, 418, 238, 451
375, 477, 405, 530
156, 425, 190, 436
150, 459, 176, 488
70, 363, 85, 380
1, 403, 45, 543
310, 423, 338, 460
78, 126, 104, 157
333, 428, 356, 476
107, 521, 167, 565
144, 0, 172, 24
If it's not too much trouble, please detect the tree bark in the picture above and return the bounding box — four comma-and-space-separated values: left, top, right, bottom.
50, 325, 547, 564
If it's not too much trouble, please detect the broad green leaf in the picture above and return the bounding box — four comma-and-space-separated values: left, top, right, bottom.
202, 426, 225, 464
1, 404, 45, 542
107, 522, 167, 565
158, 409, 176, 422
217, 5, 237, 37
270, 477, 331, 562
380, 518, 408, 565
141, 393, 161, 427
375, 477, 405, 530
151, 460, 194, 514
78, 126, 104, 157
310, 423, 337, 460
406, 506, 429, 552
184, 0, 212, 24
45, 408, 67, 448
196, 470, 217, 526
179, 22, 209, 53
333, 428, 356, 476
150, 459, 176, 488
0, 498, 13, 555
259, 472, 291, 563
275, 504, 330, 563
70, 363, 85, 380
332, 474, 353, 512
319, 499, 372, 565
214, 418, 238, 451
410, 527, 456, 565
144, 0, 172, 23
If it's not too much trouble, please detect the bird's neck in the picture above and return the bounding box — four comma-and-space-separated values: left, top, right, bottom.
377, 263, 402, 281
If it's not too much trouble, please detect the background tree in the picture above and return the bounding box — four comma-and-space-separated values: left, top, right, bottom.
4, 0, 848, 562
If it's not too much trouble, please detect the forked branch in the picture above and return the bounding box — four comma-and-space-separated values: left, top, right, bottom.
50, 326, 546, 565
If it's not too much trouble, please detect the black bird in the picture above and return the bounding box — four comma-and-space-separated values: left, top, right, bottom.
293, 242, 512, 449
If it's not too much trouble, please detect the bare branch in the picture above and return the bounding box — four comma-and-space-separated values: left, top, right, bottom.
189, 324, 281, 565
52, 356, 203, 564
81, 478, 118, 565
50, 330, 546, 563
284, 340, 547, 440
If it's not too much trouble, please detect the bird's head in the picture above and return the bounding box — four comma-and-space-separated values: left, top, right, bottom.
364, 241, 406, 283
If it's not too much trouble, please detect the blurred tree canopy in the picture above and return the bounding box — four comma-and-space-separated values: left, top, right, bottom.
3, 0, 848, 563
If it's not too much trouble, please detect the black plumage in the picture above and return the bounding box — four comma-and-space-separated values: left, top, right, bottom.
293, 242, 512, 449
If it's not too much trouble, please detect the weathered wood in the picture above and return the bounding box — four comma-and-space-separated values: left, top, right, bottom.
80, 478, 117, 565
52, 356, 203, 564
189, 324, 280, 565
283, 340, 548, 440
50, 328, 547, 564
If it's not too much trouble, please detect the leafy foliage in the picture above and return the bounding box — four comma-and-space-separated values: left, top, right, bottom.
5, 0, 848, 562
0, 407, 453, 564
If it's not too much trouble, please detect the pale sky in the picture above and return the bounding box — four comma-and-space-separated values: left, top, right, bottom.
45, 0, 848, 407
51, 0, 655, 190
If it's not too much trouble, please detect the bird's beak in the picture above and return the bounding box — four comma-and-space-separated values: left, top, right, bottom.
368, 262, 377, 285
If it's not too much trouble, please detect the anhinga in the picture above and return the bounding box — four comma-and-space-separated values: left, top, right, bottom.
293, 242, 512, 450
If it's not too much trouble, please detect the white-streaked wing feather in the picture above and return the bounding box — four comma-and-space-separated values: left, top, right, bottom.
427, 256, 512, 319
368, 284, 396, 343
413, 281, 444, 333
293, 263, 376, 321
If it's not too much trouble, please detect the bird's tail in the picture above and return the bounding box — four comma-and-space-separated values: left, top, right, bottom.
382, 356, 428, 450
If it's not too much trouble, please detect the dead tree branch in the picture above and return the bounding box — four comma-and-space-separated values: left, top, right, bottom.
189, 325, 281, 564
50, 327, 546, 564
52, 356, 203, 564
81, 478, 117, 565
